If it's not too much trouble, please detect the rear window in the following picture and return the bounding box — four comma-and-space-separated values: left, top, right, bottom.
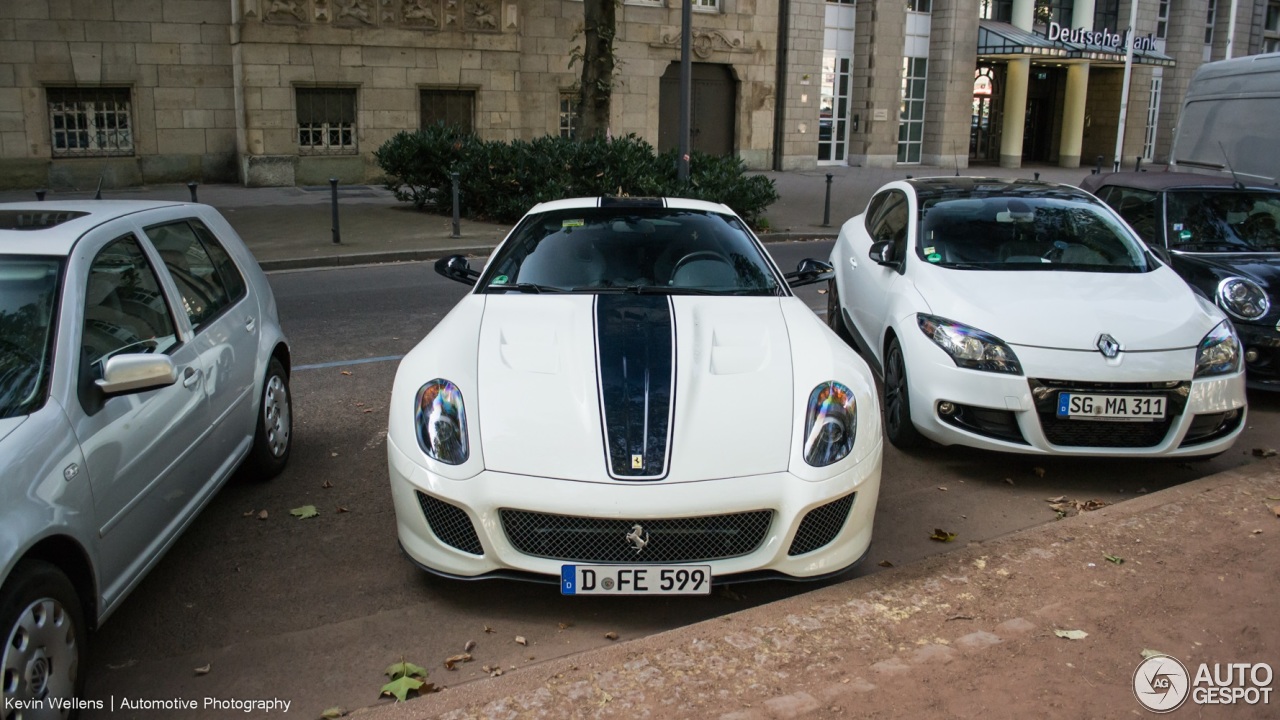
0, 210, 88, 230
1165, 190, 1280, 252
916, 195, 1151, 272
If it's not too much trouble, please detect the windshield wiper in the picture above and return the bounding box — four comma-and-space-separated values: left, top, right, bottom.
493, 283, 566, 293
605, 285, 775, 296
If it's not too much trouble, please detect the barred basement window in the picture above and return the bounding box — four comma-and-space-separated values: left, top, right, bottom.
48, 87, 134, 158
897, 57, 927, 165
297, 87, 356, 154
420, 89, 475, 133
559, 92, 578, 139
693, 0, 719, 12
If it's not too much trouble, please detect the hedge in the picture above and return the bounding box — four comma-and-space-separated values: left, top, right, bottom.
373, 127, 779, 227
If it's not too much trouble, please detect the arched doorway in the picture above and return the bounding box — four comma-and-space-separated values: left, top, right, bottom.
970, 64, 1003, 163
658, 62, 737, 157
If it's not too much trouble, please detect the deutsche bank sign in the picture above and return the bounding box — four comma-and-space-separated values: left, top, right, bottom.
1047, 20, 1158, 52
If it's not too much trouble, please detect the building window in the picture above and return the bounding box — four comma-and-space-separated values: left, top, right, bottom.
1157, 0, 1169, 39
420, 89, 475, 133
1036, 0, 1075, 28
1265, 2, 1280, 51
297, 87, 356, 153
1092, 0, 1117, 32
1206, 0, 1217, 44
47, 87, 134, 158
1143, 77, 1161, 161
980, 0, 1013, 22
897, 57, 927, 165
907, 0, 931, 12
559, 92, 578, 139
693, 0, 718, 11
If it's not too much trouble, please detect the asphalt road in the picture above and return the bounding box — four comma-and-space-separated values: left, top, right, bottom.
82, 241, 1279, 718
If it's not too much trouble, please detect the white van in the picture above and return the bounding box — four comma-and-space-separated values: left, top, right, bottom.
1171, 52, 1280, 185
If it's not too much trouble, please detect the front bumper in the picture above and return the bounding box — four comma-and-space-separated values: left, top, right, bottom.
387, 434, 882, 582
1238, 323, 1280, 391
899, 328, 1248, 456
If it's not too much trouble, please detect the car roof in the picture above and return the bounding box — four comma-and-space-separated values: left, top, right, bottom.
903, 177, 1091, 203
525, 196, 736, 216
0, 200, 189, 256
1081, 171, 1280, 193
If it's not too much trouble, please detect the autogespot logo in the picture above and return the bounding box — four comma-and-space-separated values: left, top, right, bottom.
1134, 654, 1190, 713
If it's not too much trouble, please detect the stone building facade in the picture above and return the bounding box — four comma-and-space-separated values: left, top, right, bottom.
0, 0, 1277, 189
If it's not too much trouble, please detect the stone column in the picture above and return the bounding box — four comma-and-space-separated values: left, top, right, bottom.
1058, 0, 1095, 168
998, 0, 1035, 168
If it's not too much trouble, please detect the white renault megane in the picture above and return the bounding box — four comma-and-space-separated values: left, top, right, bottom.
387, 197, 883, 594
828, 178, 1247, 456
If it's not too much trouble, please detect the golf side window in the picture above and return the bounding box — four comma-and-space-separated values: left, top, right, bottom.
144, 219, 247, 331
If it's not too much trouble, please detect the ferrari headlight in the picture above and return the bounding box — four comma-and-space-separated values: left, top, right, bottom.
415, 379, 469, 464
1194, 321, 1241, 378
1217, 277, 1270, 321
917, 314, 1022, 374
803, 382, 857, 467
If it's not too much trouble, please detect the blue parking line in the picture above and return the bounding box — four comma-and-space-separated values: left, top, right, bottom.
295, 355, 404, 371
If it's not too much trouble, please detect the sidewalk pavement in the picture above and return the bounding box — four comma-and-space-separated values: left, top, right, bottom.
0, 162, 1114, 272
353, 459, 1279, 719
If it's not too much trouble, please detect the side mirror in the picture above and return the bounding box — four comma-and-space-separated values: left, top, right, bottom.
783, 258, 835, 288
868, 240, 899, 267
95, 354, 178, 395
435, 254, 480, 286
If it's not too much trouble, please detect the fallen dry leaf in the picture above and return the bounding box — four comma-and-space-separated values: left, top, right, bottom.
194, 663, 211, 676
336, 506, 349, 513
1055, 629, 1088, 640
443, 653, 472, 670
242, 510, 255, 518
1272, 505, 1280, 518
557, 622, 573, 630
1141, 649, 1169, 660
1252, 448, 1278, 458
878, 560, 894, 568
322, 480, 334, 489
1104, 554, 1124, 565
1004, 478, 1015, 486
515, 636, 527, 646
603, 631, 618, 641
1033, 467, 1046, 478
321, 708, 345, 719
946, 614, 974, 621
816, 288, 828, 294
464, 640, 476, 652
363, 409, 373, 414
929, 528, 957, 543
257, 510, 268, 520
938, 486, 948, 491
340, 370, 352, 376
483, 625, 495, 634
1046, 495, 1067, 503
330, 452, 339, 458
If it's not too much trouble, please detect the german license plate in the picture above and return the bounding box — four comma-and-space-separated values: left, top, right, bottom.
560, 565, 712, 595
1056, 393, 1166, 421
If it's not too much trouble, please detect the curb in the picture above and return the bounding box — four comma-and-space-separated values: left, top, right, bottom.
257, 245, 500, 272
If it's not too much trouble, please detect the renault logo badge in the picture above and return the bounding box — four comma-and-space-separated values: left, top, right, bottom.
1097, 333, 1121, 359
625, 524, 649, 553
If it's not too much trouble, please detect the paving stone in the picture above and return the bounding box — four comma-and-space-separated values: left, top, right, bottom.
955, 630, 1004, 650
763, 691, 821, 718
995, 617, 1037, 637
910, 643, 957, 664
720, 711, 768, 720
871, 657, 914, 674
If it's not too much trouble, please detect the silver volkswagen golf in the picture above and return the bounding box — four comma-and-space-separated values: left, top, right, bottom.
0, 201, 291, 710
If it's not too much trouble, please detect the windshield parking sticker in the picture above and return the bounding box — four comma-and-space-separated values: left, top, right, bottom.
491, 274, 509, 285
563, 219, 585, 228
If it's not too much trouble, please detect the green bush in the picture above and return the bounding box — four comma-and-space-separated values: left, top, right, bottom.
374, 132, 778, 227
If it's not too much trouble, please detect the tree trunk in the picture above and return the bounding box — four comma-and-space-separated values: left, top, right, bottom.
577, 0, 616, 140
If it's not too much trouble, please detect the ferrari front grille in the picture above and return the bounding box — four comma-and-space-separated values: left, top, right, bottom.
416, 492, 483, 556
788, 493, 856, 556
499, 509, 773, 564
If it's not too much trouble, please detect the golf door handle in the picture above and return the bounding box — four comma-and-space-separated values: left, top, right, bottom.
849, 257, 858, 269
244, 316, 256, 333
182, 367, 202, 388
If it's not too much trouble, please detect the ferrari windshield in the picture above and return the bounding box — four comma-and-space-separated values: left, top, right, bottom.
0, 256, 61, 419
479, 206, 783, 295
917, 195, 1150, 272
1165, 190, 1280, 252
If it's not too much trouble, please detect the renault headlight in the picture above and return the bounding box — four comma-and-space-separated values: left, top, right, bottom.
1217, 277, 1270, 321
804, 382, 857, 467
415, 379, 469, 464
1193, 321, 1241, 378
917, 314, 1022, 374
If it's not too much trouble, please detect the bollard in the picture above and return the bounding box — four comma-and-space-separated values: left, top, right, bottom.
1094, 155, 1103, 175
1134, 156, 1142, 172
187, 181, 198, 203
329, 178, 341, 245
35, 189, 46, 201
1034, 172, 1040, 181
822, 174, 833, 227
451, 172, 461, 239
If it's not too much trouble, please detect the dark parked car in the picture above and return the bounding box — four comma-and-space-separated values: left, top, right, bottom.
1080, 171, 1280, 390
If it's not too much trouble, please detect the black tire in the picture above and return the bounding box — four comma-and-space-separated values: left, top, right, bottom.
883, 337, 925, 450
1, 560, 87, 715
245, 357, 292, 479
826, 279, 855, 346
